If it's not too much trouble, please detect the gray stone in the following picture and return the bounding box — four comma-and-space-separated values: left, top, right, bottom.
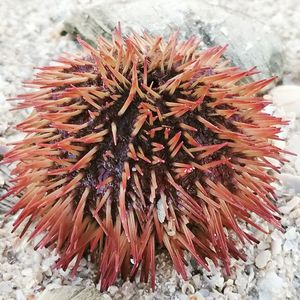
278, 173, 300, 194
71, 287, 111, 300
38, 286, 84, 300
64, 0, 284, 83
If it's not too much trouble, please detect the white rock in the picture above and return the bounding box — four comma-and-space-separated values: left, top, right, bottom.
289, 207, 300, 219
283, 239, 298, 252
39, 286, 84, 300
277, 173, 300, 193
255, 250, 271, 269
168, 283, 176, 294
181, 282, 195, 295
207, 273, 224, 289
276, 255, 284, 268
257, 241, 270, 250
0, 281, 14, 293
278, 196, 300, 214
32, 251, 43, 265
72, 287, 111, 300
258, 271, 284, 300
15, 290, 26, 300
227, 292, 241, 300
21, 267, 33, 277
284, 227, 297, 240
52, 277, 62, 285
2, 272, 13, 281
107, 285, 118, 296
223, 286, 233, 294
96, 295, 111, 300
271, 236, 282, 256
235, 269, 248, 292
286, 134, 300, 155
43, 283, 64, 291
226, 279, 234, 286
65, 0, 285, 82
176, 292, 189, 300
34, 269, 44, 284
191, 292, 205, 300
192, 274, 201, 289
247, 266, 255, 284
120, 282, 135, 298
59, 268, 70, 277
198, 289, 210, 297
270, 85, 300, 117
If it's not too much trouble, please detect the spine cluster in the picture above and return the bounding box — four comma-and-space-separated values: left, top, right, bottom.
1, 25, 290, 290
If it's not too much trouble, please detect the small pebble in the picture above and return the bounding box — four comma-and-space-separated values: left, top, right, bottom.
107, 285, 119, 296
192, 274, 201, 288
279, 196, 300, 214
0, 281, 14, 293
21, 268, 33, 277
270, 85, 300, 117
190, 292, 205, 300
271, 237, 282, 256
255, 250, 271, 269
15, 290, 26, 300
182, 282, 195, 295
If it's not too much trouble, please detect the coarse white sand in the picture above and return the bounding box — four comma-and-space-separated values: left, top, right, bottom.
1, 1, 300, 299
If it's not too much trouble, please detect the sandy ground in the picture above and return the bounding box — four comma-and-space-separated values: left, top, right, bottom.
1, 0, 300, 299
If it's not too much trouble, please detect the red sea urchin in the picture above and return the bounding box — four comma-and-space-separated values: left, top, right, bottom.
1, 25, 291, 290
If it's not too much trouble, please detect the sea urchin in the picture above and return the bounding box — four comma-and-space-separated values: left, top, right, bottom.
1, 25, 290, 291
